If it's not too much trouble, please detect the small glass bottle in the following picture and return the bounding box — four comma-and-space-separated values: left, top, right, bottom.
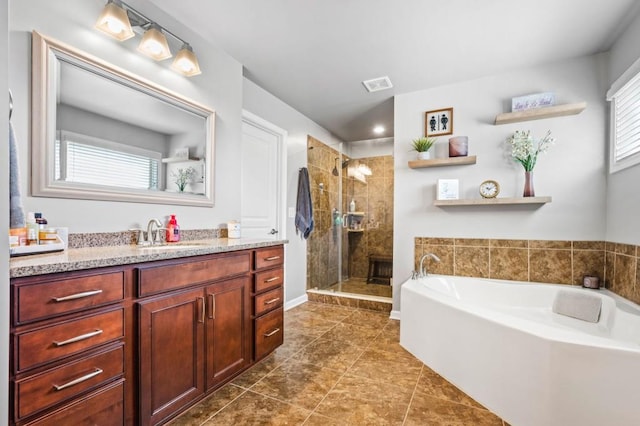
26, 212, 38, 245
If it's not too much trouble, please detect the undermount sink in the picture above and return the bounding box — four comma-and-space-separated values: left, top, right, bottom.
136, 243, 209, 251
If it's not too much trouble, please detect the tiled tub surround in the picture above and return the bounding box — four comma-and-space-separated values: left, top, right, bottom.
414, 237, 640, 305
10, 231, 286, 278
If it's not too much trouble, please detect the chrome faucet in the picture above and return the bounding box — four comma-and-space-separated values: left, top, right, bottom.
418, 253, 441, 277
146, 218, 163, 245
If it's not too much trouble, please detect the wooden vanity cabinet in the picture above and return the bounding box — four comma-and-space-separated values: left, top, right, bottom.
136, 251, 253, 426
253, 246, 284, 361
9, 266, 133, 426
11, 244, 284, 426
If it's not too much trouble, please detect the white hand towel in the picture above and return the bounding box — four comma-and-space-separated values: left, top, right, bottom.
9, 122, 26, 228
552, 289, 602, 323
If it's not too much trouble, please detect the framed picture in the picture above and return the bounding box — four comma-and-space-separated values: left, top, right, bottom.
425, 107, 453, 137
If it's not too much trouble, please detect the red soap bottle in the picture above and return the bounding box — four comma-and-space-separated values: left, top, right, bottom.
166, 215, 180, 242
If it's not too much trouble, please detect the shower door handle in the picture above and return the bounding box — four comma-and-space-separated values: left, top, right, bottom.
342, 214, 347, 229
269, 229, 278, 235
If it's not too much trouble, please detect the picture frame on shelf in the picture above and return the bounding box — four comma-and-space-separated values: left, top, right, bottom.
436, 179, 459, 200
425, 107, 453, 137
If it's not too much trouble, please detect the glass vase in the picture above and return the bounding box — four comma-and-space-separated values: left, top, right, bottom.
523, 171, 535, 197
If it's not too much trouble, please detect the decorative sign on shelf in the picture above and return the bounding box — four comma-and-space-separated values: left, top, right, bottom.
425, 107, 453, 137
437, 179, 459, 200
511, 92, 555, 112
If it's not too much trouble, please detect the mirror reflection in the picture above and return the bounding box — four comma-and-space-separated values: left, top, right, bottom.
32, 31, 215, 206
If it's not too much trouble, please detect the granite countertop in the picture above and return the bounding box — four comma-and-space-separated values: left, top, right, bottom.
10, 238, 288, 278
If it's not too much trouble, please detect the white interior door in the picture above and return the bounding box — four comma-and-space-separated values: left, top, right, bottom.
240, 111, 286, 239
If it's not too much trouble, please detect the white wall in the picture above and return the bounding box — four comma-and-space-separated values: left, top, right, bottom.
242, 78, 342, 303
9, 0, 243, 232
348, 137, 394, 159
393, 54, 609, 310
1, 1, 10, 422
606, 10, 640, 245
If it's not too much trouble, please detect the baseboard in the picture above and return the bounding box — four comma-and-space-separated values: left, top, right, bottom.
389, 310, 401, 320
284, 294, 308, 311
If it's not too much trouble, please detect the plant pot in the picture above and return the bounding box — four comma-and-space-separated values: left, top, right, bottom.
417, 151, 432, 160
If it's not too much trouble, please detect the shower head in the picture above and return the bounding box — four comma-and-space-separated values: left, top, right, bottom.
332, 158, 339, 176
342, 159, 350, 168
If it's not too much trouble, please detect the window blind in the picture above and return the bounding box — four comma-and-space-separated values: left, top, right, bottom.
610, 69, 640, 172
55, 132, 160, 190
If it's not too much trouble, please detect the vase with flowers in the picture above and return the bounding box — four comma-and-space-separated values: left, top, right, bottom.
171, 166, 197, 192
508, 130, 555, 197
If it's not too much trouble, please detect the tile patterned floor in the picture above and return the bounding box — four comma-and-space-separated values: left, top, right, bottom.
169, 301, 505, 426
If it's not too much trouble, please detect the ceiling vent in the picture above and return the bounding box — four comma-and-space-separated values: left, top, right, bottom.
362, 76, 393, 93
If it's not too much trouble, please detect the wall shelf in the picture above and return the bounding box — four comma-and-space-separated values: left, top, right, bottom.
347, 229, 365, 233
434, 196, 552, 206
408, 156, 477, 169
347, 211, 366, 216
161, 157, 202, 164
494, 102, 586, 125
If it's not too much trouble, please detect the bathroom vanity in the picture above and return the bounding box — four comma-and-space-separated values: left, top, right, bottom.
9, 240, 285, 425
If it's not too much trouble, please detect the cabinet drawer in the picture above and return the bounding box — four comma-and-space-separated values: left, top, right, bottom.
255, 287, 283, 316
15, 344, 124, 420
255, 246, 284, 270
254, 307, 283, 360
16, 271, 125, 324
138, 252, 251, 297
24, 380, 124, 426
254, 268, 283, 293
16, 309, 124, 373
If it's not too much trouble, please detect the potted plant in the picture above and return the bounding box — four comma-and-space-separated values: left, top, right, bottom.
411, 137, 437, 160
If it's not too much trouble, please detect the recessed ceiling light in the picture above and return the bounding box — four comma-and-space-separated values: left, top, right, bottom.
362, 76, 393, 93
373, 125, 385, 134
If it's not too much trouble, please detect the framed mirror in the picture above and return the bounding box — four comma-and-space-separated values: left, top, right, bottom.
31, 31, 215, 207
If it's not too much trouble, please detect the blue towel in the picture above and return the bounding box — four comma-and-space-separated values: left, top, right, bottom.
9, 122, 25, 228
295, 167, 314, 239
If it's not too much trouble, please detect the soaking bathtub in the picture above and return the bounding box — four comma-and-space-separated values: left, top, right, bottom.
400, 275, 640, 426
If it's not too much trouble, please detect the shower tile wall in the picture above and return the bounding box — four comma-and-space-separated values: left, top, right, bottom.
307, 136, 345, 289
414, 237, 640, 305
347, 156, 394, 279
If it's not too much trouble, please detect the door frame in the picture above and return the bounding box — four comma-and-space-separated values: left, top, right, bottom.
241, 110, 287, 239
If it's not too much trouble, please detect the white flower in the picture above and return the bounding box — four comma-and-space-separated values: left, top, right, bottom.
508, 130, 555, 171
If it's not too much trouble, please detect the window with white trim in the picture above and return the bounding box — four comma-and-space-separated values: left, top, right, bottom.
608, 61, 640, 173
55, 131, 161, 190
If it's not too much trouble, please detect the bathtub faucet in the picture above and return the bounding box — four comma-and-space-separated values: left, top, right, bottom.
418, 253, 441, 277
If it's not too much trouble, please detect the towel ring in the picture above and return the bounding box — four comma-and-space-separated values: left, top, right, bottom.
9, 89, 13, 120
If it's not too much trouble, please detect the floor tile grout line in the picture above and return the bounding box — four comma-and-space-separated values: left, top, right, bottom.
402, 364, 424, 426
193, 384, 249, 426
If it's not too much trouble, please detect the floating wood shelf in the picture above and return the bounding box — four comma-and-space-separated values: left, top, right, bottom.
161, 157, 202, 163
494, 102, 586, 125
434, 196, 552, 206
347, 229, 365, 233
346, 211, 366, 216
408, 156, 477, 169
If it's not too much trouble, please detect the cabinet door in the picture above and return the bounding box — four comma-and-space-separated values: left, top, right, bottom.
205, 276, 251, 390
138, 288, 205, 426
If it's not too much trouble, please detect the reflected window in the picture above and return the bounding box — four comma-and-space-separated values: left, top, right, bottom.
55, 130, 161, 190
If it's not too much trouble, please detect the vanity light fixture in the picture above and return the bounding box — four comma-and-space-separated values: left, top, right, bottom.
171, 43, 202, 76
137, 23, 172, 61
94, 0, 135, 41
94, 0, 202, 76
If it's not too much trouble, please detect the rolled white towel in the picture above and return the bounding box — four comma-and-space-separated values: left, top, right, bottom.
552, 289, 602, 323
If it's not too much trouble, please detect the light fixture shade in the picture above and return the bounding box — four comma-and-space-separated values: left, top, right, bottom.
94, 0, 135, 41
137, 23, 172, 61
171, 44, 202, 76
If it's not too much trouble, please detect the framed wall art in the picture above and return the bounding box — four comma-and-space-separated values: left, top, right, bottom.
425, 107, 453, 137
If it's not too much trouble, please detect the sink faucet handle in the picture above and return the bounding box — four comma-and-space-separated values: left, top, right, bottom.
129, 228, 145, 245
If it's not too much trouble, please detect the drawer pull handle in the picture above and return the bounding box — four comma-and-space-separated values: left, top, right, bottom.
264, 277, 280, 283
198, 297, 205, 323
264, 256, 281, 261
264, 297, 280, 305
264, 328, 280, 337
208, 293, 215, 320
51, 289, 103, 302
53, 329, 103, 347
53, 368, 103, 391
